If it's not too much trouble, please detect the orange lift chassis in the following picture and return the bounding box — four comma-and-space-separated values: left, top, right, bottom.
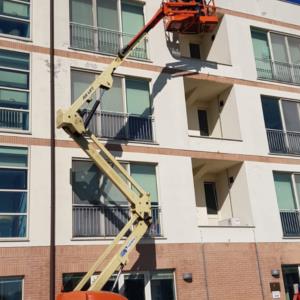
56, 1, 218, 300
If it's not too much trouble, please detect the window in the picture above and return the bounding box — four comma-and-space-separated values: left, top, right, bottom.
0, 49, 30, 131
0, 146, 28, 238
0, 0, 30, 38
70, 0, 148, 59
273, 172, 300, 237
251, 28, 300, 84
189, 43, 201, 59
282, 265, 300, 300
261, 96, 300, 154
72, 160, 161, 237
63, 271, 176, 300
204, 182, 218, 215
0, 276, 23, 300
71, 69, 154, 142
198, 110, 209, 136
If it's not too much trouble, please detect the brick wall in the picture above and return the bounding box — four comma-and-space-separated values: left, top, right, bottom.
0, 247, 50, 300
1, 242, 300, 299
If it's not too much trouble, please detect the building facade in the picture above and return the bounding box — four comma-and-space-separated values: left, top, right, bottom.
1, 0, 300, 299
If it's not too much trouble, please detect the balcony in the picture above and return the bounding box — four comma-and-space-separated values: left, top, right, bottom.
88, 111, 154, 143
73, 205, 161, 238
192, 158, 253, 227
266, 129, 300, 155
280, 209, 300, 237
0, 108, 29, 131
256, 58, 300, 85
70, 22, 149, 60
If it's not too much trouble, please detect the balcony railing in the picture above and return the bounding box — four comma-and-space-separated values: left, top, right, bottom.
70, 22, 149, 60
266, 129, 300, 155
280, 209, 300, 237
0, 108, 29, 130
87, 111, 154, 142
255, 58, 300, 85
73, 205, 161, 238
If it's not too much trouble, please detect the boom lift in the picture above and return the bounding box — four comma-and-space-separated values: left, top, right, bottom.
56, 1, 218, 300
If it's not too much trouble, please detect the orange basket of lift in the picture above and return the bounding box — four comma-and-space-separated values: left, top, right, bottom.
163, 0, 218, 34
57, 291, 127, 300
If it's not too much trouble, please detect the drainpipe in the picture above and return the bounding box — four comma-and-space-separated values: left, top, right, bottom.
50, 0, 56, 299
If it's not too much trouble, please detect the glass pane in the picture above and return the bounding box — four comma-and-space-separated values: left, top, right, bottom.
71, 70, 96, 110
204, 182, 218, 215
124, 274, 145, 300
150, 273, 175, 300
0, 146, 27, 167
282, 100, 300, 132
271, 33, 289, 63
63, 273, 89, 292
0, 17, 30, 38
0, 169, 27, 189
0, 69, 29, 89
0, 89, 28, 109
72, 160, 126, 205
1, 0, 30, 19
261, 96, 283, 130
282, 265, 300, 300
71, 70, 95, 101
126, 78, 150, 116
289, 37, 300, 64
70, 0, 93, 25
101, 76, 124, 112
121, 2, 144, 35
0, 277, 23, 299
198, 110, 209, 136
251, 30, 271, 60
130, 164, 158, 204
251, 30, 272, 79
97, 0, 118, 31
0, 49, 29, 70
274, 173, 296, 210
0, 192, 27, 213
0, 215, 26, 238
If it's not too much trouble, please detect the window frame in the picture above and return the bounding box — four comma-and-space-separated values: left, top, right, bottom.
69, 0, 149, 60
0, 275, 24, 300
251, 27, 300, 84
261, 95, 300, 155
273, 171, 300, 211
71, 158, 162, 239
62, 270, 177, 300
0, 145, 29, 241
71, 68, 151, 115
0, 0, 32, 41
0, 48, 31, 133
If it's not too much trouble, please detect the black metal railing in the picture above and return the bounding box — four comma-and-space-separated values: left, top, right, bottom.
70, 22, 149, 60
73, 205, 161, 237
87, 111, 154, 142
0, 108, 29, 130
255, 58, 300, 85
266, 129, 300, 155
280, 209, 300, 237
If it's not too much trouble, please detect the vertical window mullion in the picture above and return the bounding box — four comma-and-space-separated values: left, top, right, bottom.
144, 272, 151, 300
291, 174, 300, 209
278, 99, 290, 151
279, 99, 288, 132
117, 0, 123, 47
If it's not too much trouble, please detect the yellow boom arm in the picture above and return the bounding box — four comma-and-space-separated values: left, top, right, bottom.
57, 42, 152, 291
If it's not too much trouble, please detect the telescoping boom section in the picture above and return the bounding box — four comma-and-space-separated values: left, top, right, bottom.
56, 1, 218, 300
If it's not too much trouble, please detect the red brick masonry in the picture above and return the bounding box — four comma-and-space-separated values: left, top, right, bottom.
1, 243, 298, 300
